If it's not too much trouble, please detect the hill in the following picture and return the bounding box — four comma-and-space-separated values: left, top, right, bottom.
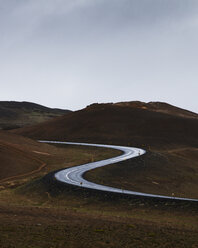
0, 130, 119, 186
0, 101, 71, 130
0, 131, 68, 183
0, 131, 49, 183
115, 101, 198, 119
1, 102, 198, 247
10, 101, 198, 198
12, 101, 198, 149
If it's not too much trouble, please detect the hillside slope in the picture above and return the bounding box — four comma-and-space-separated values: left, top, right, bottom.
0, 131, 50, 182
10, 101, 198, 199
12, 101, 198, 149
115, 101, 198, 119
0, 130, 119, 186
0, 101, 71, 130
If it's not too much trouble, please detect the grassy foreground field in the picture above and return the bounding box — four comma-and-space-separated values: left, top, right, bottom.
0, 143, 198, 248
0, 193, 198, 248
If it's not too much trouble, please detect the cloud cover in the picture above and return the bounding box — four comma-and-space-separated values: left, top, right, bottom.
0, 0, 198, 112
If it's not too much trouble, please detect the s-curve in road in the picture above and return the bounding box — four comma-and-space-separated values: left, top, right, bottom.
40, 141, 198, 202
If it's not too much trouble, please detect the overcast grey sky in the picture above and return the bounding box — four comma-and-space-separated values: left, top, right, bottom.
1, 0, 198, 112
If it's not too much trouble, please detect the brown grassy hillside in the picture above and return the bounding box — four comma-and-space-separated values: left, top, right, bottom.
0, 131, 119, 185
12, 101, 198, 149
0, 131, 49, 182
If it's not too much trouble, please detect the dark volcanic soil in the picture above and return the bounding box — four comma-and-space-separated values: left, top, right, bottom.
12, 101, 198, 149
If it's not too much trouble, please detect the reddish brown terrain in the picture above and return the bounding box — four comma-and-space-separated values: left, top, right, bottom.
12, 101, 198, 149
0, 131, 47, 182
0, 131, 118, 185
0, 101, 198, 248
11, 101, 198, 198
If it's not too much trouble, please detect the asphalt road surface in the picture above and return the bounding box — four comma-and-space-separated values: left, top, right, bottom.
40, 141, 198, 202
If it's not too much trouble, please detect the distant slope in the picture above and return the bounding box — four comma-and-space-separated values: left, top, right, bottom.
12, 101, 198, 149
0, 101, 71, 130
114, 101, 198, 119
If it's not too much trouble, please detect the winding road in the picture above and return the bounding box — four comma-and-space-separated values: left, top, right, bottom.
40, 141, 198, 202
